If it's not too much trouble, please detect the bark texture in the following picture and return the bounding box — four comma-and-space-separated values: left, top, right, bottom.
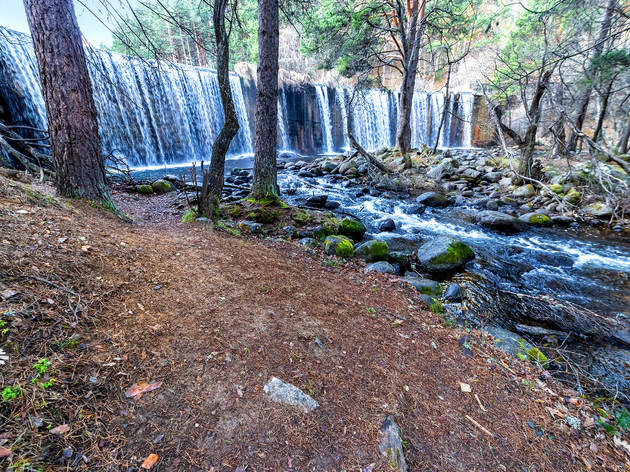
250, 0, 279, 200
23, 0, 111, 202
395, 0, 426, 157
199, 0, 239, 218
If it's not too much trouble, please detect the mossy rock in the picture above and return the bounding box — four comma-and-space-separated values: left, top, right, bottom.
247, 207, 280, 224
151, 179, 173, 194
416, 237, 474, 273
324, 235, 354, 257
338, 217, 366, 241
549, 184, 563, 194
292, 209, 313, 226
563, 188, 580, 205
138, 184, 153, 195
518, 212, 551, 226
354, 239, 389, 262
403, 276, 443, 296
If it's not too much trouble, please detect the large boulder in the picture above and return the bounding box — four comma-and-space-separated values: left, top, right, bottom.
416, 191, 449, 208
416, 237, 474, 273
324, 235, 354, 257
426, 158, 454, 181
151, 179, 173, 194
354, 239, 389, 261
306, 194, 328, 207
378, 218, 396, 232
338, 217, 366, 241
472, 210, 525, 232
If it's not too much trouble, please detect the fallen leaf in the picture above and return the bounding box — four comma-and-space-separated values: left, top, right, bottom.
614, 435, 630, 456
0, 446, 11, 457
49, 424, 69, 435
141, 453, 159, 469
81, 245, 91, 252
459, 382, 472, 393
125, 381, 162, 399
0, 289, 19, 301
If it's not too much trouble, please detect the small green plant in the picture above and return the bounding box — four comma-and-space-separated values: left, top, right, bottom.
323, 259, 338, 268
429, 299, 444, 314
2, 385, 22, 402
439, 314, 455, 327
182, 209, 198, 223
215, 220, 241, 236
598, 407, 630, 436
366, 307, 377, 318
517, 341, 548, 368
33, 358, 51, 375
0, 319, 8, 335
32, 359, 56, 390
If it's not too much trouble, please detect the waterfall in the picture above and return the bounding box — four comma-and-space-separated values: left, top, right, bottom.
315, 84, 333, 154
0, 26, 478, 166
277, 88, 290, 151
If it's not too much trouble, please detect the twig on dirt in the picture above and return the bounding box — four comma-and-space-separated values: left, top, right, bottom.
465, 415, 495, 438
475, 394, 487, 412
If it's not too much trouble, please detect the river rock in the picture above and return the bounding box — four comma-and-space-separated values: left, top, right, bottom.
443, 282, 465, 302
306, 194, 328, 207
151, 179, 173, 194
463, 168, 481, 179
518, 212, 552, 226
584, 202, 613, 219
282, 225, 297, 238
321, 161, 338, 173
499, 177, 513, 187
426, 158, 453, 181
403, 276, 442, 296
416, 237, 474, 273
162, 174, 182, 184
354, 239, 389, 261
416, 191, 449, 208
299, 237, 318, 248
563, 188, 581, 205
485, 326, 534, 358
338, 217, 366, 241
237, 220, 263, 234
483, 171, 503, 183
378, 218, 396, 232
324, 200, 341, 210
263, 377, 319, 413
513, 184, 536, 198
472, 210, 525, 232
365, 261, 397, 274
324, 235, 354, 257
378, 416, 408, 472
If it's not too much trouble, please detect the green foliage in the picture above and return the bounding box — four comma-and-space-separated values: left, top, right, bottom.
182, 209, 198, 223
429, 299, 444, 314
517, 340, 548, 368
1, 385, 22, 402
215, 220, 241, 236
598, 407, 630, 436
138, 184, 153, 195
110, 0, 258, 68
33, 358, 51, 375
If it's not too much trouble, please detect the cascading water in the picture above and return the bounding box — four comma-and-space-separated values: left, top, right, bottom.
314, 84, 334, 154
0, 26, 478, 167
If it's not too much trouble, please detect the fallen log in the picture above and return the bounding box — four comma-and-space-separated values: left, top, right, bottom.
348, 134, 393, 174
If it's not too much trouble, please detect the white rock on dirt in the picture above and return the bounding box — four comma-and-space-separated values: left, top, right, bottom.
263, 377, 319, 413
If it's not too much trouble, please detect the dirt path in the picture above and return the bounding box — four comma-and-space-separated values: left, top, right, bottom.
1, 177, 628, 471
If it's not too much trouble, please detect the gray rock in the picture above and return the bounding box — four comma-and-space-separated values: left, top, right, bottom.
583, 202, 613, 219
306, 194, 328, 207
324, 200, 341, 210
426, 158, 453, 181
518, 212, 552, 226
365, 261, 397, 274
498, 177, 513, 187
299, 237, 318, 248
614, 330, 630, 348
485, 326, 534, 358
282, 225, 297, 238
354, 239, 389, 261
416, 191, 449, 208
485, 199, 500, 211
471, 210, 525, 232
513, 324, 568, 338
403, 276, 442, 296
416, 236, 474, 273
237, 220, 263, 234
513, 184, 536, 198
263, 377, 319, 413
443, 282, 465, 302
321, 161, 338, 173
151, 179, 173, 194
378, 416, 408, 472
463, 168, 482, 179
483, 171, 503, 183
378, 218, 396, 232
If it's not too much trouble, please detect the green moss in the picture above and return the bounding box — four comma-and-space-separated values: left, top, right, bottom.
292, 209, 313, 226
229, 205, 243, 218
429, 299, 444, 314
563, 188, 580, 205
549, 184, 563, 194
518, 340, 548, 368
528, 214, 551, 225
138, 184, 153, 195
215, 220, 241, 236
182, 209, 198, 223
430, 241, 474, 266
313, 225, 335, 241
338, 217, 366, 240
151, 179, 172, 193
324, 235, 354, 257
247, 208, 280, 224
245, 196, 288, 208
355, 239, 389, 261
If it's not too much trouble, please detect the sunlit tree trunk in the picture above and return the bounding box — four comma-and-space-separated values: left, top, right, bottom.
250, 0, 279, 200
23, 0, 112, 204
199, 0, 239, 217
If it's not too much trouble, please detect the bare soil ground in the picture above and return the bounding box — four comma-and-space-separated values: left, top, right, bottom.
1, 172, 629, 471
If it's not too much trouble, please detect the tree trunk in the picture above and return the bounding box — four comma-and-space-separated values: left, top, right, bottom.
250, 0, 279, 200
519, 69, 554, 176
23, 0, 111, 204
199, 0, 239, 217
565, 0, 616, 152
395, 0, 425, 158
618, 117, 630, 154
591, 80, 613, 142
